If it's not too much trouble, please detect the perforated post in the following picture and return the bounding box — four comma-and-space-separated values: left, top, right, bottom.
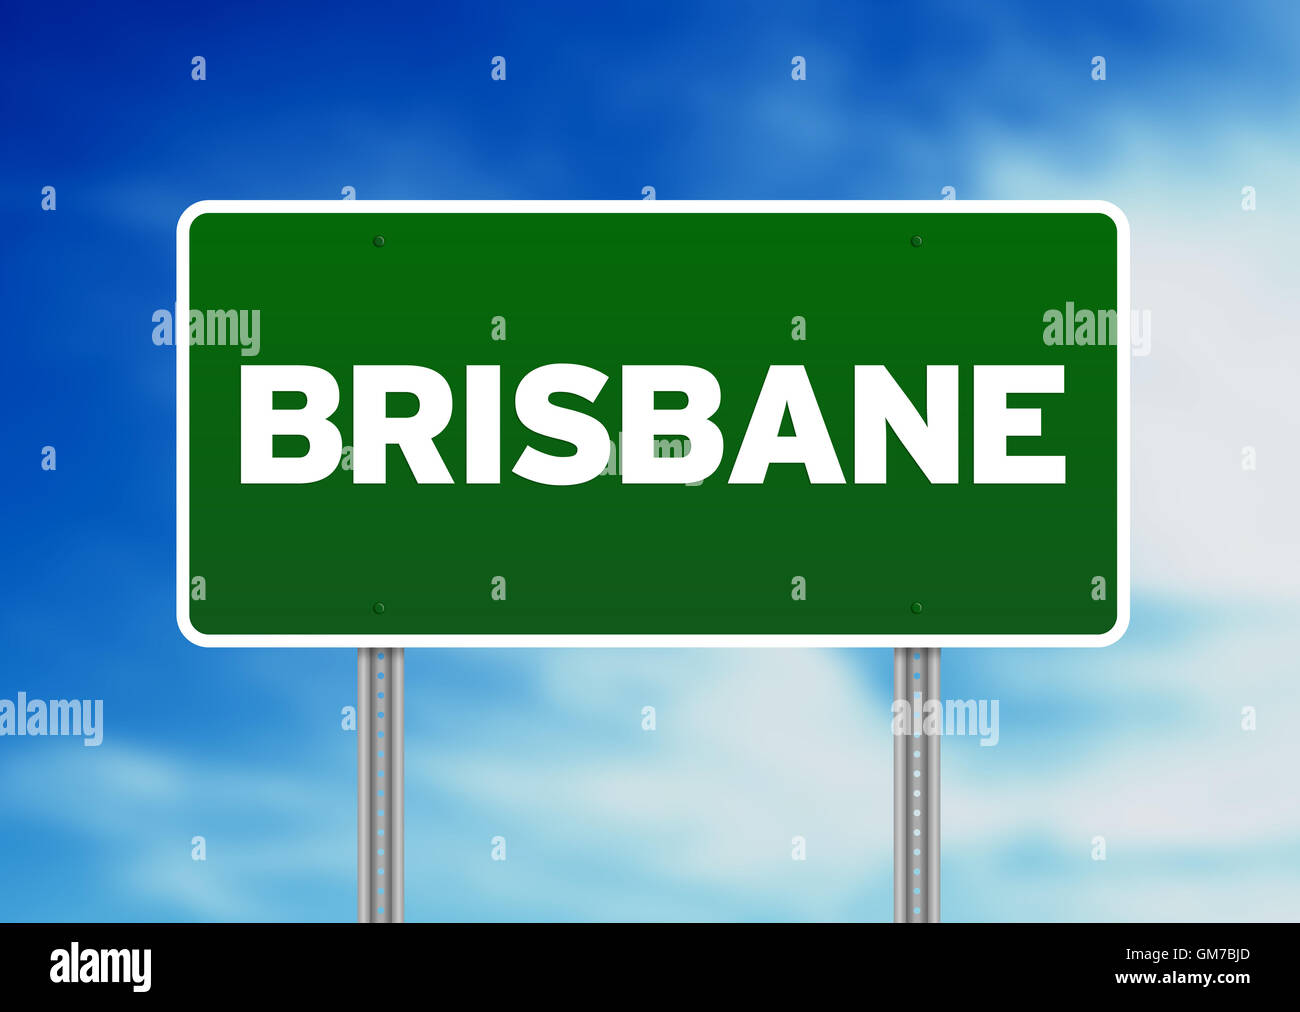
358, 647, 404, 923
894, 647, 939, 923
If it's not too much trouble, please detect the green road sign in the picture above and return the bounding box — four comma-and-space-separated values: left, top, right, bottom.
176, 200, 1129, 647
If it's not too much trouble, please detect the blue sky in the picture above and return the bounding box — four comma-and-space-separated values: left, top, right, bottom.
2, 1, 1298, 921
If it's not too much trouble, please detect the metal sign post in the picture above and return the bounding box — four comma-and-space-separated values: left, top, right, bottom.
356, 648, 403, 922
895, 647, 940, 922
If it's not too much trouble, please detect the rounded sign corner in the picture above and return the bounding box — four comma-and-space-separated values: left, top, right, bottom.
177, 604, 214, 648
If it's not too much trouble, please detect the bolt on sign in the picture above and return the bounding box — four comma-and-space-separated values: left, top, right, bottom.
176, 200, 1130, 648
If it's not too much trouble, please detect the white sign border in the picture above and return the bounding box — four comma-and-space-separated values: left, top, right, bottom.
177, 199, 1130, 648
